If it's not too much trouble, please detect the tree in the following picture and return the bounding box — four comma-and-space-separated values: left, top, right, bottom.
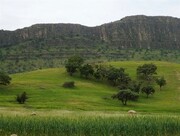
117, 72, 131, 89
129, 81, 142, 94
80, 64, 94, 78
106, 67, 129, 86
141, 86, 155, 98
65, 56, 84, 76
106, 67, 122, 86
93, 65, 107, 80
156, 77, 166, 90
137, 63, 157, 82
0, 72, 11, 85
112, 89, 139, 105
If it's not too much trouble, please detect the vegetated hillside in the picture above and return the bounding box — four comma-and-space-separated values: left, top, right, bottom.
0, 15, 180, 73
1, 61, 180, 113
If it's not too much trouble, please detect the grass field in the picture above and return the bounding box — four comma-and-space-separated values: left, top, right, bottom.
0, 61, 179, 113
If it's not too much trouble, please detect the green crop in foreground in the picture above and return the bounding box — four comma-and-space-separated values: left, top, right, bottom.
0, 115, 180, 136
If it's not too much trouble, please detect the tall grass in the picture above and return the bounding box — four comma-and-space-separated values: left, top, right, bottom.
0, 115, 180, 136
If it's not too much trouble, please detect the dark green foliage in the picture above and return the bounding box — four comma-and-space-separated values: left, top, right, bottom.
141, 86, 155, 98
106, 66, 131, 86
137, 63, 157, 82
16, 92, 28, 104
93, 65, 107, 80
106, 67, 124, 86
117, 72, 131, 88
0, 72, 11, 85
65, 56, 84, 76
129, 81, 142, 93
62, 81, 75, 88
80, 64, 94, 78
112, 89, 139, 105
156, 77, 166, 90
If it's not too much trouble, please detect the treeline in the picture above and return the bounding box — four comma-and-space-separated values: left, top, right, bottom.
65, 56, 166, 105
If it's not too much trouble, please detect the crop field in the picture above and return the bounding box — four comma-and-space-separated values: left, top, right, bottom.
0, 114, 180, 136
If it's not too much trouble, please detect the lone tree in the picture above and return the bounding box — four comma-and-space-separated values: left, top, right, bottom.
80, 64, 94, 78
156, 77, 166, 90
141, 86, 155, 98
0, 72, 11, 85
65, 56, 84, 76
112, 89, 139, 105
137, 63, 157, 82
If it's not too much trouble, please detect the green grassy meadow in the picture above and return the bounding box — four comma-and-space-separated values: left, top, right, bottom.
0, 61, 179, 113
0, 61, 180, 135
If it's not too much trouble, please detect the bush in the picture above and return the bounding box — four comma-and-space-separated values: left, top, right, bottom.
16, 92, 28, 104
62, 81, 75, 88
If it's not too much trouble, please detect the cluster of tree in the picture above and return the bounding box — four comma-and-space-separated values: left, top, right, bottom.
65, 56, 167, 105
65, 56, 131, 87
113, 63, 166, 105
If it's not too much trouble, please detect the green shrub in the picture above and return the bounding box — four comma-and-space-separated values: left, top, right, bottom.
16, 92, 28, 104
62, 81, 75, 88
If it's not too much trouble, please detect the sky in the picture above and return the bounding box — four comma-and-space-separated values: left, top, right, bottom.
0, 0, 180, 30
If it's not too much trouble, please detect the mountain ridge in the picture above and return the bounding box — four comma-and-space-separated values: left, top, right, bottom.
0, 15, 180, 49
0, 15, 180, 73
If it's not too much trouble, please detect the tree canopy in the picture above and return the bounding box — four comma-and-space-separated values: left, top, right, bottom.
137, 63, 157, 82
156, 77, 166, 90
80, 64, 94, 78
112, 89, 139, 105
65, 56, 84, 76
0, 72, 11, 85
141, 86, 155, 98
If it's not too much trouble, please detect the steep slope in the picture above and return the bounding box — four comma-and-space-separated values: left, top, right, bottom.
102, 15, 180, 49
1, 15, 180, 49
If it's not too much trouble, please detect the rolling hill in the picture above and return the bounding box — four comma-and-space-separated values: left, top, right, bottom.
0, 61, 179, 113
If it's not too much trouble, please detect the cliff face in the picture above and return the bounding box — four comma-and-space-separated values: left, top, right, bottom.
100, 15, 180, 49
0, 15, 180, 49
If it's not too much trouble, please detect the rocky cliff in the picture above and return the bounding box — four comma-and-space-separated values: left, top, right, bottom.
0, 15, 180, 49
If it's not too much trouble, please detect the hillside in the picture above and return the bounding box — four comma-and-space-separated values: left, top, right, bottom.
1, 15, 180, 49
0, 61, 179, 113
0, 15, 180, 73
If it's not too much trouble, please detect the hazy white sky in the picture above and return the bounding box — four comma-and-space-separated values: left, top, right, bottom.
0, 0, 180, 30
